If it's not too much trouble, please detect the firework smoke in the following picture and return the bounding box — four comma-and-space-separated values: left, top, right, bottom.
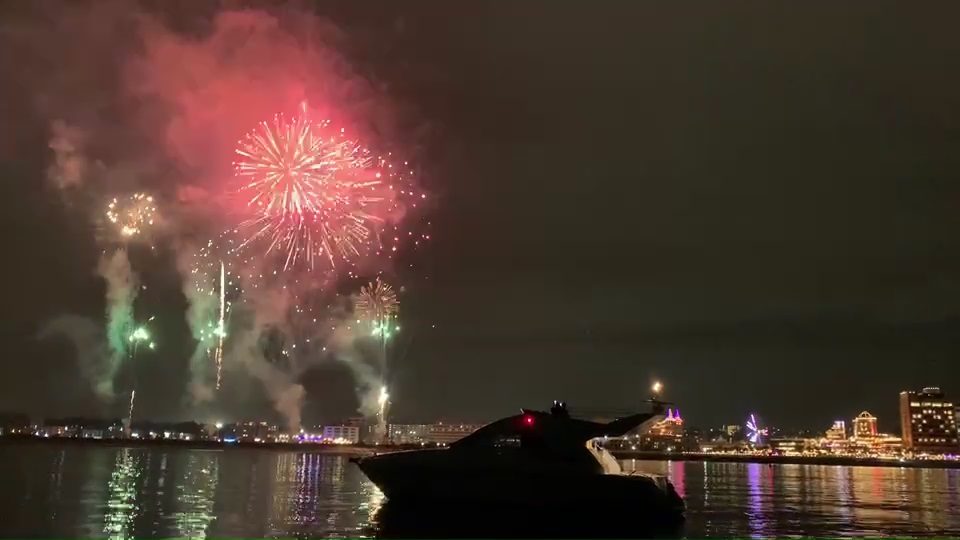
175, 248, 218, 404
225, 288, 305, 431
324, 317, 389, 417
37, 315, 115, 400
47, 120, 88, 190
98, 249, 138, 385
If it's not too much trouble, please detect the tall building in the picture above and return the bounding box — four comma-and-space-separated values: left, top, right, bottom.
852, 411, 878, 439
899, 387, 959, 454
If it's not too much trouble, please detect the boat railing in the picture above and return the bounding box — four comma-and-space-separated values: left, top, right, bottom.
586, 438, 622, 475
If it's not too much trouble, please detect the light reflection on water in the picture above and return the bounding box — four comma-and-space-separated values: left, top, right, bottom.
171, 452, 218, 539
104, 449, 140, 539
1, 444, 960, 538
630, 459, 960, 538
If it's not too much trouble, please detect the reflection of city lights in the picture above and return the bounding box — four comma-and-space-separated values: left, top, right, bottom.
104, 449, 141, 539
293, 453, 320, 526
173, 453, 219, 540
270, 453, 298, 532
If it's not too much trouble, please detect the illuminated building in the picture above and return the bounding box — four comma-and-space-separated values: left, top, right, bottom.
426, 423, 482, 445
769, 437, 813, 454
639, 409, 684, 451
648, 409, 684, 437
228, 421, 277, 442
388, 424, 431, 444
825, 420, 846, 441
322, 425, 360, 444
852, 411, 878, 439
900, 387, 959, 454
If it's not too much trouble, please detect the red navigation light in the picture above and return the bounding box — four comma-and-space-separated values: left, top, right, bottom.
523, 415, 535, 426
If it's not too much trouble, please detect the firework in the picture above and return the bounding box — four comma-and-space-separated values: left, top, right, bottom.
231, 106, 426, 274
127, 322, 155, 354
191, 236, 246, 390
106, 193, 157, 240
124, 319, 154, 432
355, 277, 399, 328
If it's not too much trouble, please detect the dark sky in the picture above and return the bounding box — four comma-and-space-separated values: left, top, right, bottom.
2, 1, 960, 432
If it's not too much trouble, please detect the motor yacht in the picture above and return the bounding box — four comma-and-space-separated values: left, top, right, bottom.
351, 400, 684, 518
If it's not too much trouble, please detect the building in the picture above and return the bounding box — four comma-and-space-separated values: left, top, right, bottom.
638, 409, 685, 451
899, 387, 959, 455
389, 424, 431, 445
769, 437, 813, 454
322, 425, 360, 444
426, 423, 482, 445
825, 420, 846, 440
227, 421, 277, 442
852, 411, 878, 439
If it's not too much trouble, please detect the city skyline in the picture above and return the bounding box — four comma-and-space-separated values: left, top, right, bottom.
1, 385, 948, 442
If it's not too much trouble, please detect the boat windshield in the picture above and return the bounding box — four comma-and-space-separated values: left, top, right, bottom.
449, 416, 599, 469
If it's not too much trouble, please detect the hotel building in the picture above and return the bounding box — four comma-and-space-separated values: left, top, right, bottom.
899, 387, 959, 455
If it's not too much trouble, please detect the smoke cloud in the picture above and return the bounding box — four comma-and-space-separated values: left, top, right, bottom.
225, 287, 305, 431
47, 120, 88, 189
326, 323, 384, 417
37, 315, 115, 401
175, 247, 218, 405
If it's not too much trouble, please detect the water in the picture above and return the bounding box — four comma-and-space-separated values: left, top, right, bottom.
1, 442, 959, 538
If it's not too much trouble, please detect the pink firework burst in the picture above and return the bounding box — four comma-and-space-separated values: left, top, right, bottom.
232, 108, 423, 273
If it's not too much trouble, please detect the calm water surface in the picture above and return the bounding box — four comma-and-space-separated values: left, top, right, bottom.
1, 443, 959, 538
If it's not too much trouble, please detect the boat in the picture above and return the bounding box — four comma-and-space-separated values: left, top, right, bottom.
351, 400, 684, 519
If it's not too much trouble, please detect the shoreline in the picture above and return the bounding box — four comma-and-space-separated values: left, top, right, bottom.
612, 450, 960, 470
0, 435, 407, 455
4, 437, 957, 470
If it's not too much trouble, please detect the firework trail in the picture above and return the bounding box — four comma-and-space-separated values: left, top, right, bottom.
126, 389, 136, 433
377, 384, 390, 443
186, 233, 253, 394
215, 262, 226, 389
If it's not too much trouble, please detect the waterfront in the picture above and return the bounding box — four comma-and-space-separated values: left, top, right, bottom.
1, 443, 959, 538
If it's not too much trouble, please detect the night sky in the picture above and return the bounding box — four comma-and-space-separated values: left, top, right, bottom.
2, 1, 960, 432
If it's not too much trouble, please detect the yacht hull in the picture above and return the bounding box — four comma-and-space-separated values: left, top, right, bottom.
353, 452, 684, 516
